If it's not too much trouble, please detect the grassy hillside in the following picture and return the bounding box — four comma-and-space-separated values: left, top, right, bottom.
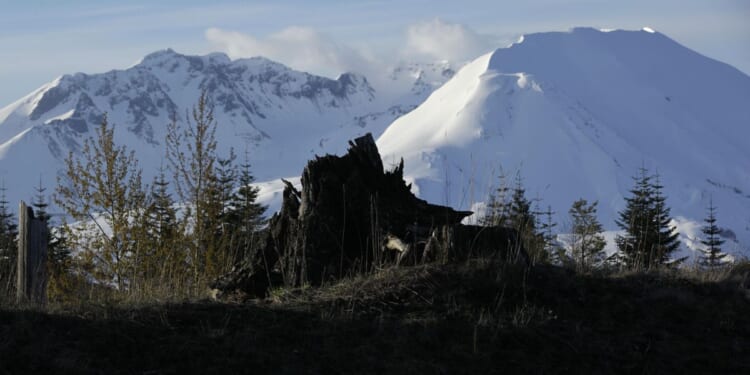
2, 260, 749, 374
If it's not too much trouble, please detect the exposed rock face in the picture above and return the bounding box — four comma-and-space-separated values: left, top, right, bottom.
211, 134, 525, 298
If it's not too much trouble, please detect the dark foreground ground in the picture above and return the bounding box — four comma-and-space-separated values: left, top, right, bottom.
1, 261, 749, 374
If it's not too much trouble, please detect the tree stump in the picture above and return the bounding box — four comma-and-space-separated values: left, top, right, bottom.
17, 201, 48, 305
211, 133, 525, 298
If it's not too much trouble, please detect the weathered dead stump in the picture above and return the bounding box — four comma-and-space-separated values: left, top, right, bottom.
211, 133, 526, 298
17, 201, 48, 305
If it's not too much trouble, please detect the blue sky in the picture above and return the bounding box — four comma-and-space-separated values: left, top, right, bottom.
1, 0, 748, 105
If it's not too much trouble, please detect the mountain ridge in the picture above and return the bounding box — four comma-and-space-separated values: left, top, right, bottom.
377, 27, 750, 262
1, 27, 748, 262
0, 48, 454, 214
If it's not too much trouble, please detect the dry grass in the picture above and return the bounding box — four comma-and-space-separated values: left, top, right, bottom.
1, 259, 749, 374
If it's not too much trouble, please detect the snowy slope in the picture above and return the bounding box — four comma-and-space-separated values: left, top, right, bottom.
377, 27, 750, 262
0, 49, 454, 214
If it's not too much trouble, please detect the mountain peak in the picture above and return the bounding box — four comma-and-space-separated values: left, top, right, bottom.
137, 48, 232, 70
232, 55, 292, 73
504, 27, 664, 53
569, 26, 658, 35
378, 27, 750, 262
139, 48, 181, 63
481, 25, 744, 93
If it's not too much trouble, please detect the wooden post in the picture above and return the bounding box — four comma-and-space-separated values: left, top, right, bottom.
16, 201, 48, 305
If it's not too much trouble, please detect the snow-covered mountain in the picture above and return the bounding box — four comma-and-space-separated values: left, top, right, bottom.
377, 27, 750, 262
2, 27, 748, 262
0, 49, 454, 212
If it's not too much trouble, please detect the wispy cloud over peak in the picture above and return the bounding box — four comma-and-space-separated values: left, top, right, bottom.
402, 18, 498, 63
205, 26, 375, 79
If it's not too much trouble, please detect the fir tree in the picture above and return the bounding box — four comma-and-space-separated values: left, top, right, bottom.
47, 223, 71, 269
225, 154, 267, 262
206, 149, 239, 274
142, 164, 184, 282
31, 177, 51, 222
31, 177, 72, 292
508, 173, 535, 235
615, 167, 653, 268
0, 182, 18, 251
699, 197, 727, 268
146, 165, 177, 243
615, 167, 680, 269
507, 173, 545, 262
568, 199, 606, 271
46, 218, 73, 301
215, 149, 238, 212
0, 182, 18, 296
539, 206, 557, 250
480, 170, 510, 227
32, 177, 69, 265
649, 174, 681, 265
540, 205, 566, 265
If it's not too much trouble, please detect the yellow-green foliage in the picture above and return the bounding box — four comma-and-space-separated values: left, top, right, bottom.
48, 93, 264, 303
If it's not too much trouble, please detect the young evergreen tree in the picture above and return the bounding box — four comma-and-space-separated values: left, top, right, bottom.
699, 197, 727, 268
0, 183, 18, 254
55, 114, 147, 289
567, 199, 606, 271
0, 182, 18, 296
539, 205, 566, 265
480, 170, 510, 227
146, 165, 178, 244
47, 222, 71, 266
31, 177, 51, 222
32, 177, 67, 261
615, 167, 652, 268
539, 206, 556, 249
32, 177, 65, 256
140, 165, 188, 287
31, 177, 74, 300
46, 217, 74, 300
204, 149, 239, 274
507, 173, 545, 262
649, 174, 681, 265
224, 154, 267, 262
215, 149, 238, 213
508, 173, 534, 234
31, 177, 72, 298
615, 167, 680, 269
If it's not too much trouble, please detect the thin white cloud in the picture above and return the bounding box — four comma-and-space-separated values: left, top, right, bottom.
205, 26, 377, 79
402, 18, 497, 62
203, 20, 505, 95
